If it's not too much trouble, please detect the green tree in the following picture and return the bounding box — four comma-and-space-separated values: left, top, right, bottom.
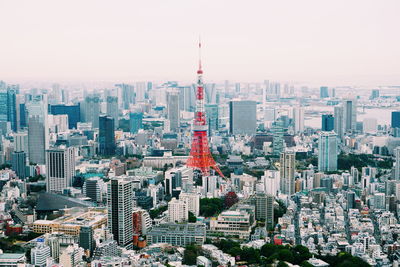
182, 244, 199, 265
188, 211, 197, 223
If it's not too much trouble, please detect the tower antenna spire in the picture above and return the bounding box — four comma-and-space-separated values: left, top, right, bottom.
198, 36, 202, 71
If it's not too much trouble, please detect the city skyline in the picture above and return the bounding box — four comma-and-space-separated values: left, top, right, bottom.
1, 0, 400, 86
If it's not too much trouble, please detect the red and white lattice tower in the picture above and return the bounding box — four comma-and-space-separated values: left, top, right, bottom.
186, 41, 224, 177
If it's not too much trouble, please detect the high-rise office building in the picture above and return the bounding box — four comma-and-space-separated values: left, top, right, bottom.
107, 179, 133, 248
334, 106, 344, 139
79, 226, 94, 255
280, 151, 295, 195
46, 147, 76, 193
292, 106, 304, 133
27, 94, 49, 165
204, 104, 218, 134
166, 90, 180, 132
11, 151, 26, 179
115, 84, 135, 109
81, 95, 100, 128
168, 197, 188, 223
178, 86, 194, 111
343, 99, 357, 133
392, 111, 400, 129
272, 119, 285, 156
229, 100, 257, 135
320, 86, 329, 98
394, 147, 400, 180
136, 82, 146, 102
106, 96, 118, 130
49, 104, 80, 129
318, 131, 338, 172
7, 86, 19, 132
322, 114, 334, 131
254, 192, 274, 229
129, 112, 143, 134
0, 84, 20, 132
83, 177, 104, 203
19, 103, 27, 129
14, 131, 28, 153
98, 116, 115, 156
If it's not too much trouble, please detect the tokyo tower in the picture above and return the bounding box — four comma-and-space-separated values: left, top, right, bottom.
186, 41, 224, 177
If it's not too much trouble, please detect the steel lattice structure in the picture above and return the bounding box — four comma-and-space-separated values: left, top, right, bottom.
186, 41, 224, 177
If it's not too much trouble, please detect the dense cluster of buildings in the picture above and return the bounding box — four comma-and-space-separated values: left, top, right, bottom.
1, 71, 400, 267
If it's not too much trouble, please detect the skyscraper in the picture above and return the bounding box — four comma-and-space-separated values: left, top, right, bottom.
0, 84, 19, 132
320, 86, 329, 98
7, 86, 19, 132
292, 106, 304, 133
318, 131, 338, 172
79, 226, 94, 255
394, 147, 400, 180
115, 84, 135, 109
107, 178, 133, 248
229, 100, 257, 135
83, 177, 104, 203
46, 147, 76, 193
129, 112, 143, 134
254, 192, 275, 229
280, 151, 295, 195
49, 104, 80, 129
98, 116, 115, 156
136, 82, 146, 102
106, 96, 118, 130
204, 104, 218, 134
166, 90, 180, 132
392, 111, 400, 129
14, 131, 28, 153
81, 95, 100, 128
272, 119, 285, 156
343, 99, 357, 133
27, 94, 49, 164
11, 151, 26, 179
322, 114, 334, 131
334, 106, 344, 139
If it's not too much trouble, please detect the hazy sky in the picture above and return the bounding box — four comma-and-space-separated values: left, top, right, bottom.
1, 0, 400, 86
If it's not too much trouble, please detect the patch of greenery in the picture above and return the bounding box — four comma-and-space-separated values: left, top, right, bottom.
199, 198, 224, 217
149, 205, 168, 219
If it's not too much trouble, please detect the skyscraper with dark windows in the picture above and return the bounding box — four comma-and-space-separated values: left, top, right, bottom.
107, 179, 133, 248
129, 112, 143, 134
322, 114, 334, 131
392, 111, 400, 129
98, 116, 115, 156
46, 147, 75, 193
11, 151, 26, 179
0, 83, 19, 132
49, 104, 80, 129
